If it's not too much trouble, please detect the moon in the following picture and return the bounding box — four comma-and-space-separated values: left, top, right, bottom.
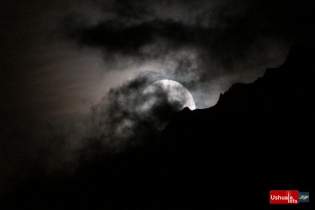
142, 79, 196, 110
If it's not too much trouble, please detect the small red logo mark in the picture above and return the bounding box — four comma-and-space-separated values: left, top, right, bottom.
270, 190, 299, 204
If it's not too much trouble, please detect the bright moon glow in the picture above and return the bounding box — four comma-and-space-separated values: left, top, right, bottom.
143, 79, 196, 110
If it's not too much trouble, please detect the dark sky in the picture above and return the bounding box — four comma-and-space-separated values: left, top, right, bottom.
1, 0, 315, 197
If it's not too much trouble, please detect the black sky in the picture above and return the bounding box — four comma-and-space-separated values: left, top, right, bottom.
1, 0, 315, 200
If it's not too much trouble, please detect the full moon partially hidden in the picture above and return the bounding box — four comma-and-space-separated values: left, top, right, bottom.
143, 79, 196, 110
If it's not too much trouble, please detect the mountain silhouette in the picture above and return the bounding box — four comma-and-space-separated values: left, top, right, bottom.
160, 44, 315, 208
1, 45, 314, 209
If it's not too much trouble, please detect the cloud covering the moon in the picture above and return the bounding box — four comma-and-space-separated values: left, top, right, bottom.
84, 74, 185, 154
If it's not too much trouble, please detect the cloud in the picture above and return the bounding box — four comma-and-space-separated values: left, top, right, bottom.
64, 0, 314, 64
82, 73, 188, 156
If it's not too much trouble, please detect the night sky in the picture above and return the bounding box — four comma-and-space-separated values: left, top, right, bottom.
1, 0, 315, 203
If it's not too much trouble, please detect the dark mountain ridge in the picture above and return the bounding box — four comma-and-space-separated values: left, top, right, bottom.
161, 44, 315, 208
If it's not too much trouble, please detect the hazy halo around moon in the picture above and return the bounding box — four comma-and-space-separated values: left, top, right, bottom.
143, 79, 196, 110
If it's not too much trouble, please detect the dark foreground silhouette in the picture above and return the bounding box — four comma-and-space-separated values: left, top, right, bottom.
1, 45, 314, 209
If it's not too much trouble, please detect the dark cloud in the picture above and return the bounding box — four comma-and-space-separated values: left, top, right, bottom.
66, 19, 268, 67
64, 0, 315, 66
